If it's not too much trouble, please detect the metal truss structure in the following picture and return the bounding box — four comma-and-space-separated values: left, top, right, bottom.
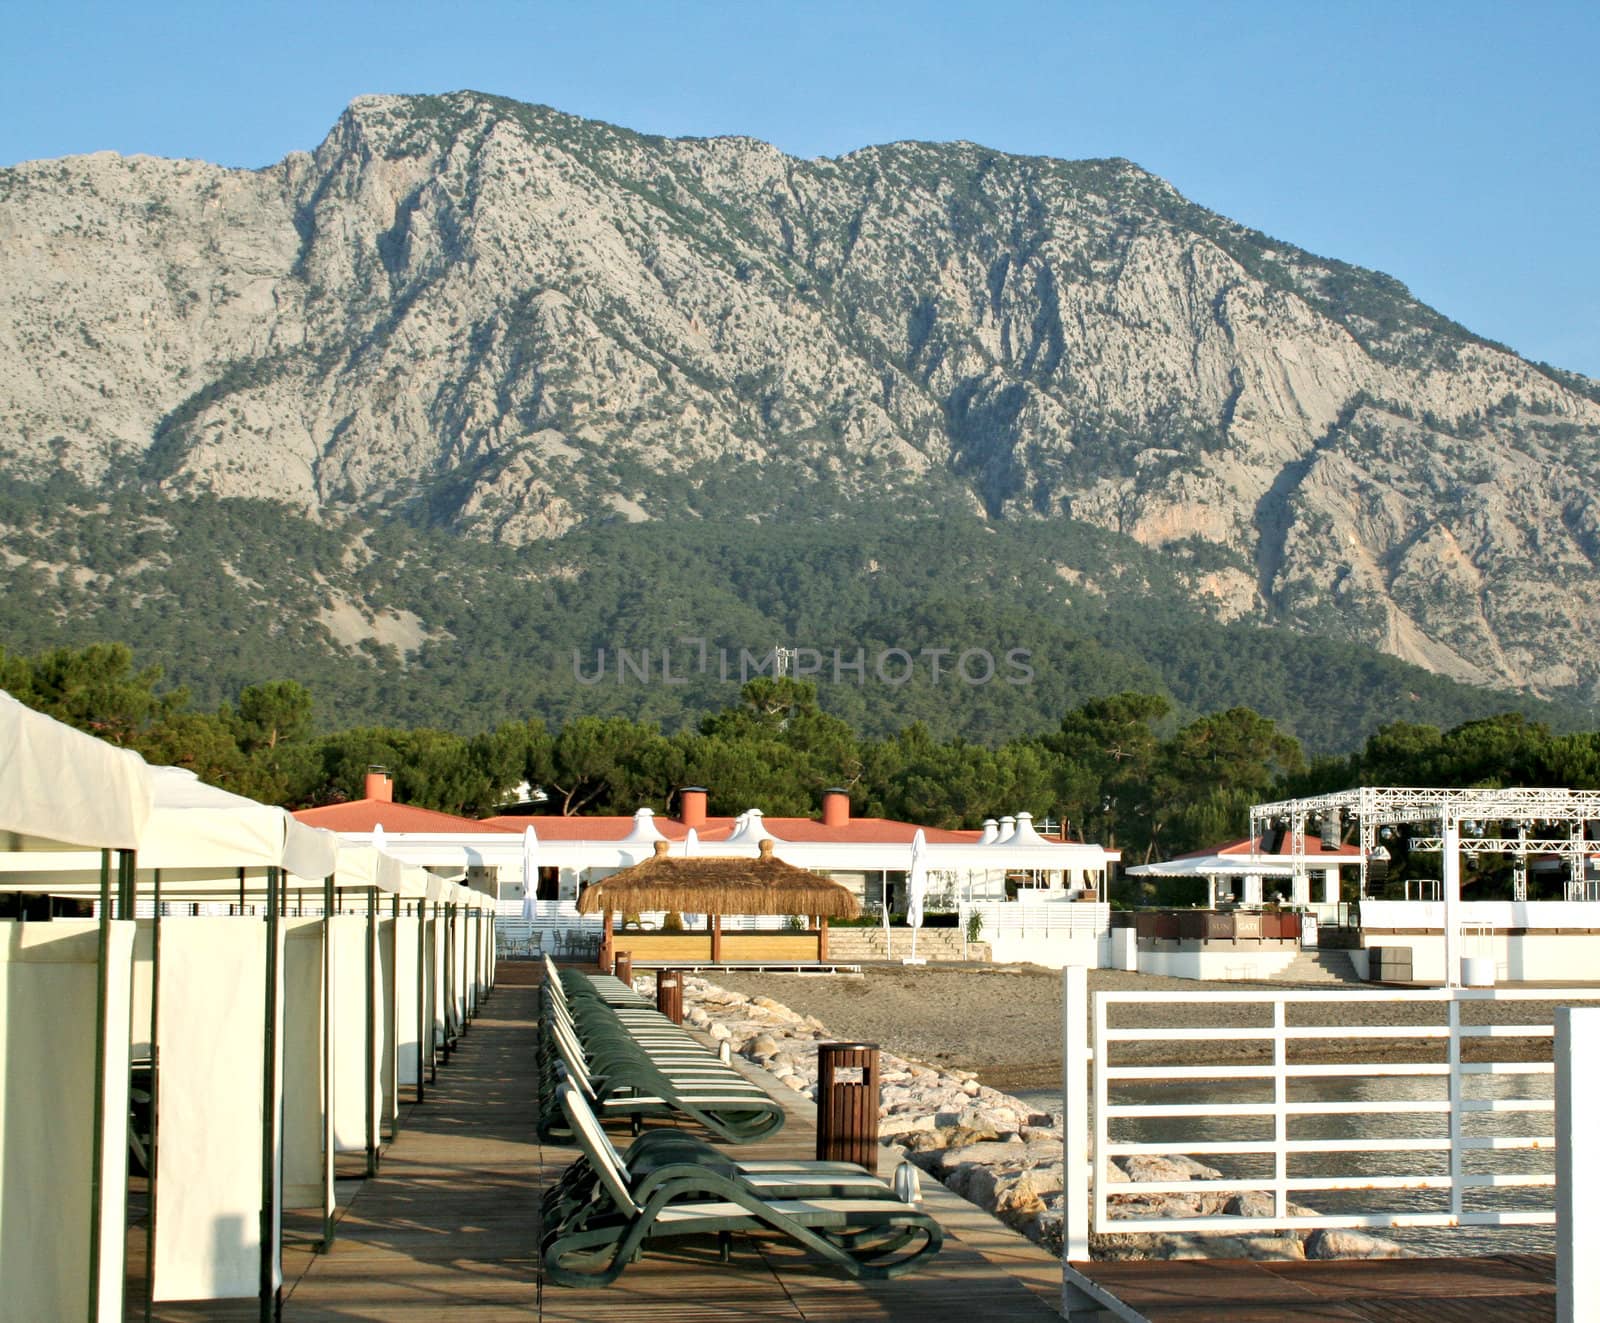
1249, 786, 1600, 987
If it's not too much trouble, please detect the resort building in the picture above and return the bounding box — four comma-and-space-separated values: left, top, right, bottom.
1251, 785, 1600, 985
294, 776, 1118, 916
1126, 834, 1363, 916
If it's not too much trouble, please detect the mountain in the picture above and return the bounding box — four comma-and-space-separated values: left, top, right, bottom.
2, 89, 1598, 731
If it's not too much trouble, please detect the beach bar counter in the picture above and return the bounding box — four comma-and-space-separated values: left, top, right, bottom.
1129, 907, 1303, 979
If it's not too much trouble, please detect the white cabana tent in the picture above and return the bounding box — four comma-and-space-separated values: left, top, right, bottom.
2, 695, 498, 1321
0, 692, 148, 1323
0, 689, 152, 849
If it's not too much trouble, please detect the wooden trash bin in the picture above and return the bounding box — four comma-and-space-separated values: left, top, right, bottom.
656, 967, 683, 1024
613, 951, 633, 986
816, 1042, 881, 1167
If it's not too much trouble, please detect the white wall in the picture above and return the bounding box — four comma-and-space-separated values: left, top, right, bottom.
986, 930, 1107, 969
1362, 933, 1600, 984
1361, 900, 1600, 930
1136, 946, 1301, 980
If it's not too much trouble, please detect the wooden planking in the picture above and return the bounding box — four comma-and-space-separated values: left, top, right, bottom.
277, 976, 545, 1321
721, 933, 820, 961
609, 933, 713, 961
1074, 1252, 1558, 1322
266, 959, 1067, 1321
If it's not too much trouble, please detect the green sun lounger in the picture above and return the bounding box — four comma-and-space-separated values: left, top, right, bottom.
538, 966, 785, 1144
543, 1084, 941, 1287
543, 1089, 919, 1226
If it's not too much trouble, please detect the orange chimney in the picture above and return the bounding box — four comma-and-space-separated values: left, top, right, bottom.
365, 767, 394, 803
679, 787, 708, 830
821, 788, 849, 828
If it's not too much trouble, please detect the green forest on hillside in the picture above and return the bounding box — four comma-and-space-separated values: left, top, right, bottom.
0, 477, 1583, 760
6, 642, 1598, 871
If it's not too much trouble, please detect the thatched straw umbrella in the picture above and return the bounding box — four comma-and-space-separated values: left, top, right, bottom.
578, 838, 860, 964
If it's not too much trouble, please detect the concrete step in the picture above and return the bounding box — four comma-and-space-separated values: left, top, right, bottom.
1274, 948, 1364, 985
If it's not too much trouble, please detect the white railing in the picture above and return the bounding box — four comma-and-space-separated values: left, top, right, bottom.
963, 901, 1110, 937
493, 909, 811, 956
1060, 978, 1600, 1260
498, 899, 584, 920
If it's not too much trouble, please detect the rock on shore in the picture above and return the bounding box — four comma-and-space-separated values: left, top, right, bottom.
677, 975, 1405, 1263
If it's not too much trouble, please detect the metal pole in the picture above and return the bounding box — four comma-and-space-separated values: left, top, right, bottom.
1061, 964, 1089, 1262
470, 906, 480, 1020
882, 870, 892, 958
260, 867, 281, 1323
428, 903, 438, 1084
144, 867, 162, 1323
321, 872, 335, 1251
1557, 1006, 1600, 1321
388, 891, 401, 1141
416, 900, 427, 1102
87, 849, 112, 1323
1443, 815, 1462, 988
364, 885, 377, 1177
117, 849, 135, 919
443, 903, 454, 1061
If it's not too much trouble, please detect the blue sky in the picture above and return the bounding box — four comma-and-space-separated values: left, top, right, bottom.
4, 0, 1595, 377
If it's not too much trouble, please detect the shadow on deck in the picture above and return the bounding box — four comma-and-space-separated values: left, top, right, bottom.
272, 959, 1060, 1320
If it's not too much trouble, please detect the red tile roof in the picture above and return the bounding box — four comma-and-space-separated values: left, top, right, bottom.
1173, 835, 1362, 861
294, 799, 519, 834
480, 813, 984, 845
481, 814, 733, 841
754, 817, 980, 845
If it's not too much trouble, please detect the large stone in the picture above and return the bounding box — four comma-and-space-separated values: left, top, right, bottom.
1120, 1154, 1225, 1184
1224, 1192, 1321, 1220
993, 1168, 1055, 1217
1108, 1191, 1233, 1220
880, 1113, 937, 1138
926, 1139, 1026, 1176
1304, 1229, 1407, 1260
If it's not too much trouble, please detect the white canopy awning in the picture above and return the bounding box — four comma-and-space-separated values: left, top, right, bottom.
139, 767, 339, 880
0, 690, 154, 849
1127, 856, 1295, 878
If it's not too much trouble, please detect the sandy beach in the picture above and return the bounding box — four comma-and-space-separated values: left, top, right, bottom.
709, 965, 1577, 1090
710, 966, 1169, 1089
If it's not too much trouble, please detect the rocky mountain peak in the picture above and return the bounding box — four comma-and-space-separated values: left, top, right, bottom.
1, 91, 1598, 703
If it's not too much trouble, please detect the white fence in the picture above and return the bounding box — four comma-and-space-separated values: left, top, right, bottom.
961, 901, 1110, 936
1061, 976, 1600, 1260
494, 908, 804, 958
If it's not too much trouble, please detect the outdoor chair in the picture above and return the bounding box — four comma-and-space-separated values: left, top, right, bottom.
537, 968, 785, 1144
543, 1089, 902, 1228
543, 1084, 941, 1287
539, 1002, 784, 1144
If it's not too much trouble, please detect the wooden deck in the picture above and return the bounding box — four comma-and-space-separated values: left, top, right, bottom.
131, 959, 1562, 1321
223, 958, 1060, 1321
1067, 1252, 1557, 1321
